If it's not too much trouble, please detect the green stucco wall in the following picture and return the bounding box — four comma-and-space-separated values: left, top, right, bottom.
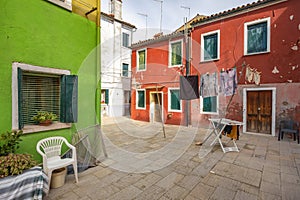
0, 0, 100, 162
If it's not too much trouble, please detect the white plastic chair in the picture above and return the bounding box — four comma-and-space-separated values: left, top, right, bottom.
36, 136, 79, 185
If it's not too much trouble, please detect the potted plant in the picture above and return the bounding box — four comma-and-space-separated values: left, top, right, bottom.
31, 111, 58, 126
0, 130, 37, 178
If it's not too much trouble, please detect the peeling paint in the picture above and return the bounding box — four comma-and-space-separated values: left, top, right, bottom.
292, 65, 298, 70
274, 24, 277, 28
287, 80, 293, 83
291, 45, 298, 51
272, 66, 279, 74
280, 75, 283, 78
298, 24, 300, 30
290, 15, 294, 20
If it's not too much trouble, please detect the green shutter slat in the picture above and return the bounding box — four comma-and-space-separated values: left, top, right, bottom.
17, 68, 24, 130
105, 89, 109, 104
60, 75, 78, 123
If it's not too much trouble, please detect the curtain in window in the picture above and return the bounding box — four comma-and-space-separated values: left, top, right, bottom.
138, 50, 146, 70
170, 89, 180, 110
138, 91, 145, 108
247, 22, 267, 53
171, 42, 182, 65
204, 33, 217, 60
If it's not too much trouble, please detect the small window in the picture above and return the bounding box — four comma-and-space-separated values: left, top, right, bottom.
200, 96, 218, 114
101, 89, 109, 104
201, 30, 220, 61
136, 89, 145, 109
169, 40, 182, 67
244, 18, 270, 55
137, 49, 146, 71
122, 63, 129, 77
168, 89, 181, 112
47, 0, 72, 11
12, 63, 78, 131
122, 32, 130, 48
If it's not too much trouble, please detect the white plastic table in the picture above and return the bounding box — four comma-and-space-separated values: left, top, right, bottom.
206, 118, 244, 153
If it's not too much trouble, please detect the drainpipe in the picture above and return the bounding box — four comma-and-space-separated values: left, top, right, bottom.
184, 18, 191, 127
95, 0, 101, 124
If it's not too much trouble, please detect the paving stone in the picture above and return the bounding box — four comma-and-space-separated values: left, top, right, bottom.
280, 165, 298, 175
209, 186, 236, 200
260, 180, 281, 196
177, 174, 201, 190
238, 183, 259, 196
135, 185, 166, 200
201, 173, 240, 190
259, 191, 281, 200
93, 167, 113, 179
262, 171, 280, 184
162, 185, 189, 199
281, 182, 300, 200
87, 184, 120, 200
281, 172, 300, 185
234, 190, 258, 200
189, 182, 215, 199
108, 185, 142, 200
134, 173, 162, 190
155, 172, 184, 190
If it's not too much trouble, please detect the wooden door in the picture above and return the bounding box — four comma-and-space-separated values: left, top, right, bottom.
154, 93, 162, 122
247, 91, 272, 134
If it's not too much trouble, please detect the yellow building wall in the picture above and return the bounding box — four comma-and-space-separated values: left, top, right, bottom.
72, 0, 99, 24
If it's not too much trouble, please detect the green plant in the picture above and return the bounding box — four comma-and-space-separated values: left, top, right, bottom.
0, 130, 23, 156
0, 153, 37, 178
31, 111, 58, 123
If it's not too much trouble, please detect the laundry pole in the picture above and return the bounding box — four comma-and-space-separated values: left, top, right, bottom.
156, 84, 166, 138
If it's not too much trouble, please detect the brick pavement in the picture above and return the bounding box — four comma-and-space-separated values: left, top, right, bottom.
45, 117, 300, 200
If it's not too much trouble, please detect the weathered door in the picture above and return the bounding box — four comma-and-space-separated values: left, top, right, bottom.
247, 91, 272, 134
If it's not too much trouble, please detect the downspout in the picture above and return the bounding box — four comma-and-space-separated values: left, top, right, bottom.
95, 0, 101, 124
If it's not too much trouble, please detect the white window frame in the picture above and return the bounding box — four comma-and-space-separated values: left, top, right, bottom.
169, 39, 183, 68
47, 0, 72, 11
12, 62, 71, 133
200, 95, 219, 115
201, 30, 220, 62
136, 89, 146, 110
137, 48, 147, 72
244, 17, 271, 56
168, 88, 182, 112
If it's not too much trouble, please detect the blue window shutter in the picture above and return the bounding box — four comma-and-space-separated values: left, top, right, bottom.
17, 68, 24, 130
60, 75, 78, 123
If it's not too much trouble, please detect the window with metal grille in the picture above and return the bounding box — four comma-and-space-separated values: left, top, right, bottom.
20, 72, 61, 125
17, 68, 78, 129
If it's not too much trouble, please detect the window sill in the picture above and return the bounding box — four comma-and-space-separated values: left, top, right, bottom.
200, 58, 219, 63
168, 110, 182, 113
244, 51, 270, 56
200, 112, 219, 115
22, 122, 72, 134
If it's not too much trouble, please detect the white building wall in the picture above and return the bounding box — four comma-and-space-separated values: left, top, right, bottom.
101, 12, 134, 117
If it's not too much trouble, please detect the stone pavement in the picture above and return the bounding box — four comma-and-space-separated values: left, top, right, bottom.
45, 117, 300, 200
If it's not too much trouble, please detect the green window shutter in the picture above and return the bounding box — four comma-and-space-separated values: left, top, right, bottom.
247, 22, 267, 54
138, 91, 145, 108
105, 89, 109, 104
17, 68, 24, 130
204, 33, 217, 60
170, 90, 180, 110
60, 75, 78, 123
203, 96, 217, 112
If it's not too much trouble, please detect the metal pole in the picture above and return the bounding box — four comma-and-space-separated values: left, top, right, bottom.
137, 13, 148, 39
154, 0, 163, 33
180, 5, 190, 20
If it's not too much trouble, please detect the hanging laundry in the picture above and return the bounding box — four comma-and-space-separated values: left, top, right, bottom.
200, 72, 218, 97
180, 75, 199, 100
220, 68, 237, 96
245, 65, 261, 85
253, 71, 261, 85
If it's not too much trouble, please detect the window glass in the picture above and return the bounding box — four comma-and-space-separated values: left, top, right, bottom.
171, 41, 182, 66
247, 21, 267, 54
137, 90, 145, 108
138, 50, 146, 71
122, 32, 129, 47
122, 63, 129, 77
203, 96, 217, 113
170, 89, 181, 110
204, 33, 218, 60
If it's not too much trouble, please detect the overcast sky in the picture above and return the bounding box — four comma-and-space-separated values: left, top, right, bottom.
101, 0, 258, 41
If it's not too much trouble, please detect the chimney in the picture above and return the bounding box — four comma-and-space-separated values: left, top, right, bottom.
110, 0, 122, 20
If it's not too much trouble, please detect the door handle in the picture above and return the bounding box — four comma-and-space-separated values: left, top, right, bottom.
257, 107, 261, 111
